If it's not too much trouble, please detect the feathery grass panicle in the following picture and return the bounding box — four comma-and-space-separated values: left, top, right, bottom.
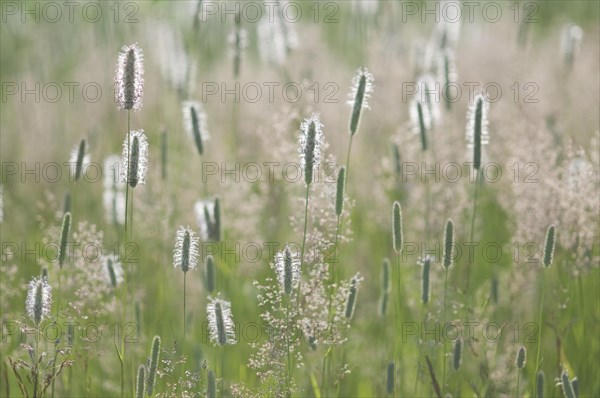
466, 94, 489, 170
135, 364, 145, 398
453, 338, 462, 370
26, 277, 52, 325
347, 67, 374, 135
146, 336, 161, 396
299, 113, 324, 186
275, 245, 300, 296
543, 224, 556, 268
516, 346, 526, 368
205, 255, 216, 293
207, 370, 216, 398
71, 138, 87, 181
536, 370, 545, 398
103, 254, 123, 288
420, 255, 432, 304
173, 226, 200, 273
182, 101, 210, 155
392, 201, 403, 253
115, 43, 144, 111
207, 295, 236, 345
410, 99, 431, 151
335, 167, 346, 217
561, 370, 576, 398
345, 275, 361, 319
58, 212, 72, 268
386, 362, 395, 395
379, 258, 391, 316
443, 219, 454, 270
120, 130, 149, 188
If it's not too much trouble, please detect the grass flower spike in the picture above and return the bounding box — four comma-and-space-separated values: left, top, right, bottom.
466, 94, 489, 170
299, 113, 324, 186
207, 295, 236, 345
347, 67, 374, 135
26, 277, 52, 325
275, 245, 300, 296
173, 226, 200, 273
115, 43, 144, 111
182, 101, 209, 155
120, 130, 148, 188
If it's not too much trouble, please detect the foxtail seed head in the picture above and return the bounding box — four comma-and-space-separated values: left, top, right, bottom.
516, 346, 526, 369
115, 43, 144, 111
146, 336, 161, 395
182, 101, 209, 155
120, 130, 148, 188
392, 201, 403, 253
543, 224, 556, 268
420, 255, 432, 304
348, 67, 374, 135
453, 338, 462, 370
536, 370, 545, 398
386, 362, 395, 394
345, 276, 360, 319
207, 295, 236, 345
443, 219, 454, 270
135, 364, 145, 398
173, 226, 200, 273
299, 113, 324, 186
58, 212, 72, 268
103, 254, 123, 288
205, 255, 216, 293
275, 245, 300, 296
466, 94, 489, 170
26, 277, 52, 325
207, 370, 216, 398
72, 139, 87, 181
335, 167, 346, 217
379, 259, 391, 316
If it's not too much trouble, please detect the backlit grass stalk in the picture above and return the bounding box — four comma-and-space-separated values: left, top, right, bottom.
296, 114, 324, 307
534, 225, 555, 396
441, 219, 454, 389
57, 211, 71, 317
464, 94, 489, 291
392, 201, 403, 393
173, 226, 199, 346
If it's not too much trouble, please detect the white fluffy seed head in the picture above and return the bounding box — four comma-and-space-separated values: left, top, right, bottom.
417, 74, 440, 124
115, 43, 144, 111
173, 226, 200, 272
466, 94, 490, 149
207, 295, 236, 346
347, 67, 375, 109
274, 244, 300, 295
120, 130, 149, 187
299, 113, 324, 185
26, 277, 52, 325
